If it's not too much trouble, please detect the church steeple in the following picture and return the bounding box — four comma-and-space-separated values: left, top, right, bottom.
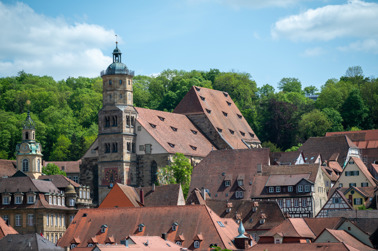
113, 42, 122, 63
22, 111, 36, 141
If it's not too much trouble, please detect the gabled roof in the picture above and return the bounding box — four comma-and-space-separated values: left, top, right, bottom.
316, 228, 373, 251
135, 107, 214, 157
0, 233, 64, 251
328, 160, 343, 173
344, 186, 376, 199
321, 166, 339, 182
299, 135, 358, 166
304, 217, 345, 236
326, 129, 378, 149
339, 156, 378, 186
189, 148, 270, 200
39, 174, 81, 188
203, 200, 286, 231
174, 86, 260, 149
57, 205, 239, 250
0, 159, 17, 177
141, 184, 184, 206
303, 152, 322, 164
99, 183, 141, 208
44, 160, 81, 174
316, 189, 352, 218
260, 218, 316, 239
0, 217, 18, 239
265, 174, 310, 187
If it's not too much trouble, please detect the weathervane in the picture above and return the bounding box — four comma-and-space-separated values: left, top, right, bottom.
115, 34, 118, 46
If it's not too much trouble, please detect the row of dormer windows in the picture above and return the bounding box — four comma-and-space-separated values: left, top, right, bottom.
267, 184, 312, 194
224, 179, 244, 187
2, 194, 36, 205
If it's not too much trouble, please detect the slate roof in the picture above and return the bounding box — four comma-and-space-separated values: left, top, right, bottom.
174, 86, 260, 149
39, 174, 81, 189
326, 129, 378, 149
303, 217, 345, 236
203, 200, 286, 232
0, 217, 18, 239
44, 160, 81, 174
270, 151, 302, 165
0, 233, 64, 251
135, 107, 214, 157
265, 174, 310, 186
57, 205, 240, 250
303, 152, 322, 164
0, 159, 17, 177
189, 148, 270, 200
317, 228, 373, 251
141, 184, 184, 206
248, 242, 359, 251
299, 135, 358, 166
0, 176, 59, 194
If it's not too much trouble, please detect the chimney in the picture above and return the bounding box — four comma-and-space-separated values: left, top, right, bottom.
140, 188, 144, 205
152, 184, 155, 192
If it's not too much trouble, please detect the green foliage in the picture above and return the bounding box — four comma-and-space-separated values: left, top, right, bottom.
304, 85, 318, 95
285, 143, 302, 152
261, 141, 281, 152
298, 109, 332, 140
340, 88, 369, 129
157, 153, 193, 197
42, 163, 66, 176
278, 77, 302, 93
322, 108, 344, 132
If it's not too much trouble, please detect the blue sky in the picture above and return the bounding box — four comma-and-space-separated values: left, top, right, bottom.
0, 0, 377, 90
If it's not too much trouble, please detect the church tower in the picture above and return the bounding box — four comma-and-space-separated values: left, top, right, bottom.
16, 112, 43, 179
97, 42, 137, 203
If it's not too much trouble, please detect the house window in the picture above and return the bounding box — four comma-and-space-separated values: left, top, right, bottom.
112, 143, 118, 153
73, 176, 79, 183
294, 199, 299, 207
37, 159, 40, 172
277, 199, 282, 207
15, 196, 22, 205
105, 116, 110, 127
55, 214, 58, 226
105, 143, 110, 153
238, 180, 243, 186
224, 180, 231, 187
69, 199, 75, 206
276, 187, 281, 193
28, 214, 34, 226
354, 171, 359, 176
332, 198, 340, 204
194, 240, 200, 249
349, 183, 357, 187
46, 214, 49, 226
27, 195, 34, 204
15, 214, 21, 226
305, 185, 310, 192
298, 185, 303, 192
302, 198, 307, 207
63, 215, 65, 227
339, 183, 343, 187
70, 244, 77, 249
361, 182, 368, 187
70, 215, 75, 223
51, 214, 54, 226
354, 198, 363, 205
23, 159, 29, 172
119, 80, 122, 85
235, 191, 244, 199
176, 241, 182, 246
109, 80, 112, 85
288, 186, 293, 192
145, 144, 151, 154
2, 215, 9, 225
2, 196, 10, 205
286, 199, 291, 207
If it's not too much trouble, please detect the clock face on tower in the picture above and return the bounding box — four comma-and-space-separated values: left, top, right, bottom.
103, 168, 119, 186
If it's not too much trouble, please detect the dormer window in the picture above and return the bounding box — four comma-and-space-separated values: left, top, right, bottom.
206, 109, 211, 114
237, 179, 243, 186
305, 185, 310, 192
298, 185, 303, 193
217, 128, 223, 133
190, 145, 197, 151
168, 142, 175, 148
158, 116, 165, 121
15, 195, 23, 205
224, 180, 231, 187
276, 186, 281, 193
172, 222, 178, 231
229, 129, 234, 135
171, 126, 178, 132
49, 195, 52, 204
288, 186, 293, 192
27, 195, 34, 204
226, 101, 231, 106
222, 111, 228, 117
249, 133, 255, 138
269, 187, 274, 193
235, 191, 244, 199
237, 114, 242, 119
194, 240, 200, 249
176, 241, 182, 246
138, 224, 145, 232
223, 92, 228, 97
2, 196, 10, 205
200, 96, 205, 101
240, 131, 245, 136
195, 87, 201, 91
149, 123, 156, 128
260, 219, 266, 224
191, 130, 197, 135
101, 224, 108, 233
70, 244, 77, 249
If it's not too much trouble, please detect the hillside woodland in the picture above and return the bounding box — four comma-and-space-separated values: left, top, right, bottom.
0, 66, 376, 160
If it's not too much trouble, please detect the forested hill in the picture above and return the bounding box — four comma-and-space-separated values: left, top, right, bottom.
0, 67, 376, 161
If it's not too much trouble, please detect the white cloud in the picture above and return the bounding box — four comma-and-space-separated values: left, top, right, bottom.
301, 47, 325, 57
338, 39, 378, 54
0, 2, 115, 79
271, 0, 378, 46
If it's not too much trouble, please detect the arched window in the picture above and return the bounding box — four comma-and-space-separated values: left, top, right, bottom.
25, 132, 29, 140
37, 159, 40, 172
23, 159, 29, 172
151, 161, 158, 185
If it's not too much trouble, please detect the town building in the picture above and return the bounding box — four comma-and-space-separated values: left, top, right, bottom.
0, 216, 17, 239
44, 161, 81, 183
57, 204, 253, 250
270, 151, 305, 165
80, 44, 261, 204
316, 189, 353, 218
0, 233, 64, 251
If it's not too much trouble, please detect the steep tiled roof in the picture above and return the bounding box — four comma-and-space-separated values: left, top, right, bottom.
135, 107, 214, 157
328, 160, 343, 173
318, 228, 373, 251
126, 236, 182, 250
321, 166, 339, 182
203, 200, 286, 232
0, 233, 64, 251
174, 86, 260, 149
0, 217, 18, 239
189, 148, 270, 200
58, 205, 240, 250
39, 174, 81, 188
349, 156, 377, 186
248, 242, 358, 251
260, 218, 315, 239
45, 160, 81, 174
299, 135, 358, 166
326, 130, 378, 149
141, 184, 184, 206
265, 174, 310, 186
0, 176, 59, 194
0, 159, 17, 177
303, 217, 345, 236
303, 152, 322, 164
345, 186, 376, 199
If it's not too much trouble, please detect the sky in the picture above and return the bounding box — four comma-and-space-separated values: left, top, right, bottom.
0, 0, 377, 90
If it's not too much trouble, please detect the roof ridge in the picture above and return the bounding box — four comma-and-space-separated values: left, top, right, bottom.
204, 205, 230, 249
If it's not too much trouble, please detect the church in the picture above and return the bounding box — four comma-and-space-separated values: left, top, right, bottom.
80, 43, 261, 204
